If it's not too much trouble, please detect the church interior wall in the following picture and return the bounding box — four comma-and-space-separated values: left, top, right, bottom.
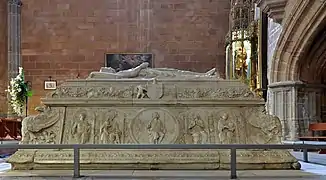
18, 0, 230, 115
0, 0, 7, 116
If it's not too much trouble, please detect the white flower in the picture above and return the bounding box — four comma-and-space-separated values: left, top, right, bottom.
5, 68, 29, 116
18, 67, 23, 74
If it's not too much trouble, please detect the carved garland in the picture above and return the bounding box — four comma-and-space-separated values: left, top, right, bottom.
48, 86, 255, 99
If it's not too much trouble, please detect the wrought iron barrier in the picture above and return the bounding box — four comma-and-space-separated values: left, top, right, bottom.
0, 143, 326, 179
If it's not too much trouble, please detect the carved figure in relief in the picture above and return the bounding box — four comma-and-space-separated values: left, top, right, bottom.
247, 108, 282, 144
71, 113, 91, 144
100, 112, 122, 144
88, 62, 220, 79
218, 113, 236, 144
136, 85, 147, 99
20, 106, 61, 144
147, 112, 166, 144
188, 115, 208, 144
88, 62, 150, 79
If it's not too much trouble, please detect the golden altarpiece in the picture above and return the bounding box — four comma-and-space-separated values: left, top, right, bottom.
225, 0, 262, 96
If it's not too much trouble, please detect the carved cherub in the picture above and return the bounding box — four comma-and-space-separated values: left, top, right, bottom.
136, 85, 147, 99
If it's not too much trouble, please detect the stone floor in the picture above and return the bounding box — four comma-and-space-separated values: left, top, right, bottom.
0, 169, 325, 180
292, 151, 326, 166
0, 161, 326, 180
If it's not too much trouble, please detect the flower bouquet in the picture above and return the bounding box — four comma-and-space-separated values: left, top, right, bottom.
6, 67, 32, 116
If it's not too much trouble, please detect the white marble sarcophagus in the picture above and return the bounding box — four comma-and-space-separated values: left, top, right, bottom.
8, 63, 300, 170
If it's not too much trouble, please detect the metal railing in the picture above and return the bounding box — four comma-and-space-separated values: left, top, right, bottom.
1, 143, 326, 179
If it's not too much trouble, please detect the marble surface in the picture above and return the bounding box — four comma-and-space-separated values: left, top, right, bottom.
8, 75, 299, 170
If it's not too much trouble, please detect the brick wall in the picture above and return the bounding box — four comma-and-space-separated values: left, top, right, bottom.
0, 0, 7, 115
21, 0, 230, 114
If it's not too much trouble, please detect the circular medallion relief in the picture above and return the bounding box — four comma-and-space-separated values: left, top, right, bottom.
130, 108, 179, 144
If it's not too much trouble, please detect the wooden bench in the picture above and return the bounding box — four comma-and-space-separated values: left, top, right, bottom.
298, 123, 326, 154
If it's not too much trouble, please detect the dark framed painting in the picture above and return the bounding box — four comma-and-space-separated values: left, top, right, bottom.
105, 53, 154, 71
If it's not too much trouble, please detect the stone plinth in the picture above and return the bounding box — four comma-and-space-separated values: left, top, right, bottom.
267, 81, 325, 140
7, 64, 299, 170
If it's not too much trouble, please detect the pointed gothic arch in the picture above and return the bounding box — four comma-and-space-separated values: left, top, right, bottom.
270, 1, 326, 83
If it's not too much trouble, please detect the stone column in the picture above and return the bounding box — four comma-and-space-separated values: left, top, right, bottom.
268, 81, 324, 140
7, 0, 22, 116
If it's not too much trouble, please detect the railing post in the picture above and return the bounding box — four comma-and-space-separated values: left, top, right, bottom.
73, 145, 80, 178
230, 147, 237, 179
303, 148, 308, 163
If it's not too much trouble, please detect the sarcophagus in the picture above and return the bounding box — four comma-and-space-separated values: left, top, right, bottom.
8, 63, 300, 170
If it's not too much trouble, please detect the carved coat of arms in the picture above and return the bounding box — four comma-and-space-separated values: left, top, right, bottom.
147, 83, 163, 100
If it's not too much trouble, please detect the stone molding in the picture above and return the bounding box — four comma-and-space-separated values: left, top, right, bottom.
255, 0, 288, 24
269, 81, 326, 89
267, 81, 325, 140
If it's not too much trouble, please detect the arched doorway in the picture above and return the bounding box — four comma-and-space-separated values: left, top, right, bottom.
267, 1, 326, 140
298, 24, 326, 136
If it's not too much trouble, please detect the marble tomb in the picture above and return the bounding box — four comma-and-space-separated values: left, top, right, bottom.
7, 63, 300, 170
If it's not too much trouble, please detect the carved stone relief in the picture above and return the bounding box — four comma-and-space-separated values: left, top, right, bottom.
130, 108, 179, 144
146, 83, 163, 100
244, 107, 282, 144
202, 109, 246, 144
95, 109, 125, 144
63, 108, 95, 144
8, 65, 300, 170
179, 110, 210, 144
217, 113, 236, 144
49, 86, 135, 99
20, 107, 64, 144
47, 85, 255, 100
177, 88, 254, 99
135, 85, 148, 99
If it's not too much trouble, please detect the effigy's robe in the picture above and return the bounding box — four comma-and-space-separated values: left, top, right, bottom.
7, 64, 300, 170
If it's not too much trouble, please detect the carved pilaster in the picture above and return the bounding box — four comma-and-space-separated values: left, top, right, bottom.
7, 0, 22, 116
268, 81, 325, 140
255, 0, 288, 24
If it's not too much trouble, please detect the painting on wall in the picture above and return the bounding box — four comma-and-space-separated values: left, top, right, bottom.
105, 53, 154, 71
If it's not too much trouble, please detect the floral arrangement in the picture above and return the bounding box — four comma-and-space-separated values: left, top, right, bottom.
6, 67, 32, 116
